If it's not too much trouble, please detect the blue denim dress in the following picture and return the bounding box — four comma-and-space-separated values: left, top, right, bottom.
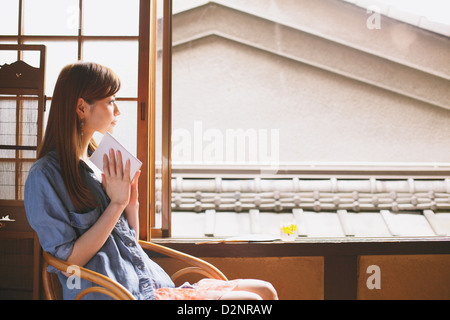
24, 150, 175, 300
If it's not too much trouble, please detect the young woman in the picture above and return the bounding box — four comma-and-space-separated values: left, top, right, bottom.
24, 62, 278, 300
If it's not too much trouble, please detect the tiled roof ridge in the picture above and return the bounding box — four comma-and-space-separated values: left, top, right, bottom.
166, 177, 450, 213
169, 177, 450, 193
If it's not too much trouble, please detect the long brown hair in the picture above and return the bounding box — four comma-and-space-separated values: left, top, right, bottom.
38, 62, 121, 211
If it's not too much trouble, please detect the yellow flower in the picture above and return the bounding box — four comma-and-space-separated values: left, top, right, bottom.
281, 224, 297, 235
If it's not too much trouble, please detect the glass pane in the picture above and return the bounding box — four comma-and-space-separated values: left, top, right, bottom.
0, 162, 15, 200
83, 0, 139, 36
171, 0, 282, 238
82, 41, 138, 98
0, 99, 16, 159
0, 0, 19, 35
0, 47, 40, 69
0, 49, 19, 66
23, 41, 78, 96
0, 98, 38, 200
154, 0, 165, 229
112, 101, 138, 156
168, 0, 450, 240
19, 99, 38, 159
23, 0, 79, 36
18, 161, 33, 200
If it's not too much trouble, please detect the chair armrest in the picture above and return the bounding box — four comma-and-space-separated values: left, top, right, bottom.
138, 240, 228, 281
43, 251, 136, 300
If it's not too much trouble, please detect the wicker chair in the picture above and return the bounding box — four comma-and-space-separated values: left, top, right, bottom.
42, 240, 227, 300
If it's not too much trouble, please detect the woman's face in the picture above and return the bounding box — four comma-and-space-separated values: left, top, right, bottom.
84, 95, 120, 135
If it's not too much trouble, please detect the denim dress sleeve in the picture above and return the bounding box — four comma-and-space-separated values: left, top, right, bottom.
24, 162, 78, 262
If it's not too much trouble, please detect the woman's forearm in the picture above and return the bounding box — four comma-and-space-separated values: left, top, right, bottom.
125, 170, 140, 240
66, 202, 126, 268
125, 204, 139, 240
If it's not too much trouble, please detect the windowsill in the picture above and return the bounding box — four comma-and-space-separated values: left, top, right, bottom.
151, 236, 450, 257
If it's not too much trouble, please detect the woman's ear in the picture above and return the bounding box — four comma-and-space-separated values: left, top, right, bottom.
76, 98, 88, 120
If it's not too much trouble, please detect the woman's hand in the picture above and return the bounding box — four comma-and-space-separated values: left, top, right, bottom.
125, 170, 141, 238
101, 148, 131, 208
127, 170, 141, 210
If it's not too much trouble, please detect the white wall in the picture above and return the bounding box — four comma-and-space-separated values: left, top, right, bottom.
156, 0, 450, 166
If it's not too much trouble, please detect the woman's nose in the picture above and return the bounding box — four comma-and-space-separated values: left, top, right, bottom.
114, 103, 121, 116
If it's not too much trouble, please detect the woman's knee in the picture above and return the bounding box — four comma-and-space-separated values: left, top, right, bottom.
258, 281, 278, 300
236, 279, 278, 300
220, 291, 262, 300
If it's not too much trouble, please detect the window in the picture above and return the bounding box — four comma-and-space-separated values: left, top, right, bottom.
1, 0, 141, 147
2, 0, 449, 240
0, 0, 144, 229
164, 0, 450, 239
0, 0, 175, 241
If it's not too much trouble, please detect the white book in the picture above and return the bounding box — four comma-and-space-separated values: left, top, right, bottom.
90, 132, 142, 181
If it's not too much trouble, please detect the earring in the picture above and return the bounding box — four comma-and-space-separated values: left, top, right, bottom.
80, 119, 84, 139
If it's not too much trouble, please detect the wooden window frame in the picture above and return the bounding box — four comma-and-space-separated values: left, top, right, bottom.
1, 0, 152, 234
137, 0, 153, 240
142, 0, 172, 239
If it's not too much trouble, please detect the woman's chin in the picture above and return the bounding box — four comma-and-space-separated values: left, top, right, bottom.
94, 127, 115, 137
106, 126, 116, 135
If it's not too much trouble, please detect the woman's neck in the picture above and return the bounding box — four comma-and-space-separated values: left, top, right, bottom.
80, 131, 94, 160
